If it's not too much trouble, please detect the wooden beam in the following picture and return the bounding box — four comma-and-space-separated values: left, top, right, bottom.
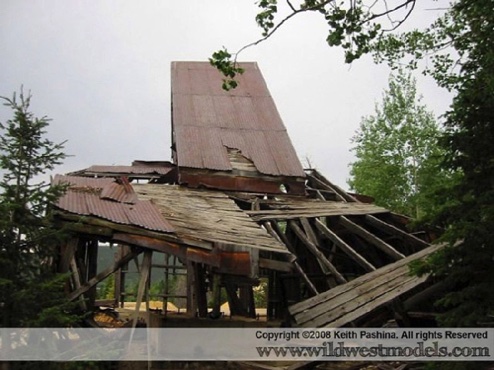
56, 212, 213, 250
338, 216, 405, 260
306, 174, 347, 202
59, 237, 78, 273
288, 221, 347, 284
69, 258, 87, 311
68, 248, 141, 301
113, 233, 186, 258
364, 215, 429, 249
264, 221, 319, 295
309, 170, 359, 203
259, 258, 293, 272
132, 250, 153, 328
314, 219, 376, 272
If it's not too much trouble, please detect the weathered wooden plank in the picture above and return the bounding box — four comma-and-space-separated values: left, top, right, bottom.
68, 248, 141, 301
248, 206, 389, 222
314, 218, 376, 272
320, 275, 429, 328
69, 257, 87, 311
364, 215, 429, 249
295, 263, 414, 326
289, 243, 443, 316
259, 258, 293, 272
56, 212, 212, 250
289, 221, 347, 285
338, 216, 405, 260
133, 184, 287, 252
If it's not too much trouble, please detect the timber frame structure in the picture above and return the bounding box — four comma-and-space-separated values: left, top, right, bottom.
53, 62, 443, 329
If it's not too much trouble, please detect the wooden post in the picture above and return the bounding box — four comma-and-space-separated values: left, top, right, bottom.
132, 250, 152, 328
195, 263, 208, 318
69, 257, 87, 311
114, 245, 123, 307
210, 273, 222, 318
186, 261, 197, 316
86, 239, 99, 307
239, 286, 256, 318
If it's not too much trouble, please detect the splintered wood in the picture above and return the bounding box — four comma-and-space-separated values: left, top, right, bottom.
133, 184, 288, 253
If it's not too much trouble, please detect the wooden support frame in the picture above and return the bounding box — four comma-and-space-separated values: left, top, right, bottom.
263, 221, 319, 295
364, 215, 429, 249
131, 250, 153, 328
338, 216, 405, 261
69, 247, 141, 301
314, 218, 376, 272
288, 220, 347, 285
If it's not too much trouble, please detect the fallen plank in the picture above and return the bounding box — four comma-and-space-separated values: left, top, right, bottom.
289, 243, 444, 328
289, 243, 442, 316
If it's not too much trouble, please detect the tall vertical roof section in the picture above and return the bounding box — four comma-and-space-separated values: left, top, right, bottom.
171, 61, 305, 178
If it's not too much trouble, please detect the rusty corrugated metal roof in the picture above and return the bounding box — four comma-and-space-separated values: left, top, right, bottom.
53, 175, 175, 233
171, 61, 305, 177
80, 164, 174, 176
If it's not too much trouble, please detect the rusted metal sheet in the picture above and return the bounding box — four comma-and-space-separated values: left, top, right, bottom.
100, 178, 138, 204
179, 171, 306, 195
70, 163, 175, 180
53, 175, 175, 233
171, 61, 305, 178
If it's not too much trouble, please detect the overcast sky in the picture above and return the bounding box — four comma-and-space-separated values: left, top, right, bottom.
0, 1, 451, 189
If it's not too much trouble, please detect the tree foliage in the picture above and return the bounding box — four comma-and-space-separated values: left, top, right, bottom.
405, 0, 494, 327
349, 70, 454, 219
211, 0, 494, 327
0, 89, 77, 328
210, 0, 418, 85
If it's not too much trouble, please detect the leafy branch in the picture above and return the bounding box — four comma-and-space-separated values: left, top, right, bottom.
210, 0, 418, 89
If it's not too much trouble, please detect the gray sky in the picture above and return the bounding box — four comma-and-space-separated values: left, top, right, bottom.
0, 1, 451, 189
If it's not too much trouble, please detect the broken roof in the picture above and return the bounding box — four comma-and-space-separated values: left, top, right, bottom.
171, 61, 305, 177
53, 175, 175, 233
133, 183, 288, 253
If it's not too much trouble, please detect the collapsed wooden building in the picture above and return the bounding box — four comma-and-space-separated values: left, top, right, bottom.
53, 62, 442, 328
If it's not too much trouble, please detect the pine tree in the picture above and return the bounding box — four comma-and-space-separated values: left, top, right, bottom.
0, 89, 78, 328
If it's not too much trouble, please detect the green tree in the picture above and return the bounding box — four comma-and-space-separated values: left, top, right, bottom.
348, 70, 452, 219
404, 0, 494, 328
211, 0, 494, 330
0, 89, 77, 328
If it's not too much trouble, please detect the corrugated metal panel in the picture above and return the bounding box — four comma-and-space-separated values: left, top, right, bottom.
100, 180, 138, 204
84, 165, 174, 175
53, 174, 114, 188
54, 175, 175, 233
171, 61, 305, 178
